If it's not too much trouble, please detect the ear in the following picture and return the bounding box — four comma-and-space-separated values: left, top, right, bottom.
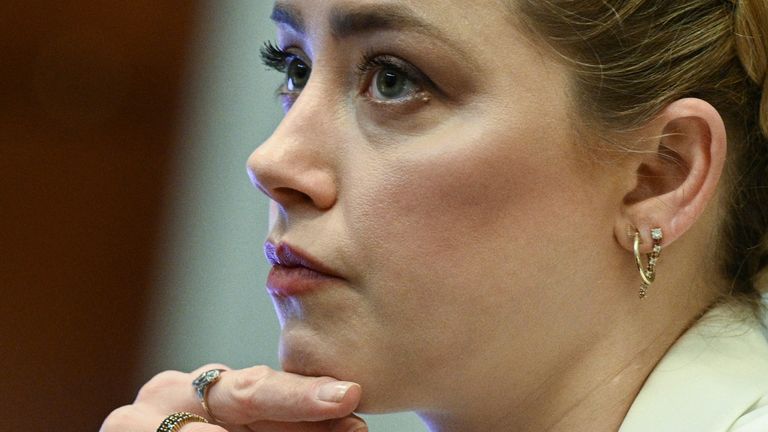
614, 98, 727, 253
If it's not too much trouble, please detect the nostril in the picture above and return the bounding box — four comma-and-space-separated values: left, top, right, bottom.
272, 187, 314, 206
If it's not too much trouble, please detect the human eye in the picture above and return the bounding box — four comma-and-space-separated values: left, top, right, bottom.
260, 41, 311, 100
357, 53, 431, 105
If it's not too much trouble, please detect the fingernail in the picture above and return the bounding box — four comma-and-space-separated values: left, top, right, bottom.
350, 427, 368, 432
316, 382, 355, 403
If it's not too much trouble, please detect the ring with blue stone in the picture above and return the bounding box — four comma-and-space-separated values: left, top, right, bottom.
192, 369, 227, 423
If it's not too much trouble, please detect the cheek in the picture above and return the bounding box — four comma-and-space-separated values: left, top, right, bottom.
347, 120, 585, 291
336, 117, 596, 398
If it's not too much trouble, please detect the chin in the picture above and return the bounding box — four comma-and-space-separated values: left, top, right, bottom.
278, 333, 335, 378
278, 326, 400, 414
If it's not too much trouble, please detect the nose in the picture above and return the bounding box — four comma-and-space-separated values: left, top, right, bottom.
247, 95, 338, 210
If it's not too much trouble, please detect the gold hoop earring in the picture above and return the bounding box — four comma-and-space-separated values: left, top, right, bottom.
634, 228, 663, 298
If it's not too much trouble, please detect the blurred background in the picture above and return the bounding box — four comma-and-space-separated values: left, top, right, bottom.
1, 1, 425, 431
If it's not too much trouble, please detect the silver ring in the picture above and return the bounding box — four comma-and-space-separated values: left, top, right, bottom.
192, 369, 227, 423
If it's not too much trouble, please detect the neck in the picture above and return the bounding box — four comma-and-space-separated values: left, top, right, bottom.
415, 291, 709, 432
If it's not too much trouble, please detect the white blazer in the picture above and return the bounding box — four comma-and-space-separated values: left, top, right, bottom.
619, 303, 768, 432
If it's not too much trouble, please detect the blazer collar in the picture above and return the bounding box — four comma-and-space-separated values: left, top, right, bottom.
619, 304, 768, 432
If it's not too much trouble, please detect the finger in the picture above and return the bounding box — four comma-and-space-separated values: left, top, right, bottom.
329, 415, 368, 432
100, 406, 141, 432
243, 415, 368, 432
180, 424, 229, 432
134, 365, 231, 413
190, 364, 232, 377
206, 366, 362, 424
100, 406, 229, 432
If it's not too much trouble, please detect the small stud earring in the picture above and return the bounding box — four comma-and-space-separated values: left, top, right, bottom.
634, 227, 663, 298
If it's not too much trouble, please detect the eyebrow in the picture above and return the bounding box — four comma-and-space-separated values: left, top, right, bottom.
270, 2, 306, 34
329, 4, 443, 40
270, 2, 479, 72
271, 2, 457, 46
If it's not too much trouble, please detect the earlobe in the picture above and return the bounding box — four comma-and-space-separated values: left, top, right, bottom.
613, 98, 727, 254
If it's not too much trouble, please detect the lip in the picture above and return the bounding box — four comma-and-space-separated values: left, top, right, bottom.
264, 242, 343, 297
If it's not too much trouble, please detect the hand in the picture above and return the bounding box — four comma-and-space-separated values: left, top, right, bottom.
100, 364, 367, 432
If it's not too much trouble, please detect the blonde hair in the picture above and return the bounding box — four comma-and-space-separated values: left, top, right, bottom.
518, 0, 768, 304
735, 0, 768, 136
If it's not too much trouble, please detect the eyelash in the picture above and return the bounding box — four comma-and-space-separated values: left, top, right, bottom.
259, 41, 430, 101
260, 41, 292, 73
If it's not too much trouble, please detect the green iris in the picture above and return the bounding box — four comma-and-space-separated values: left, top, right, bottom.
375, 67, 409, 100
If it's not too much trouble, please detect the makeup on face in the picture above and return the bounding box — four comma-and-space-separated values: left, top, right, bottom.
251, 0, 604, 419
261, 2, 480, 117
264, 241, 346, 297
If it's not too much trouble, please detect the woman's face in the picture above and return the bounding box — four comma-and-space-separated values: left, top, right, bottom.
249, 0, 627, 414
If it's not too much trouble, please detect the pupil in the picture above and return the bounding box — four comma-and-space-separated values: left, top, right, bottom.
384, 71, 398, 87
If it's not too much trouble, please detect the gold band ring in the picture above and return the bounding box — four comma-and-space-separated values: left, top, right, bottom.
156, 412, 208, 432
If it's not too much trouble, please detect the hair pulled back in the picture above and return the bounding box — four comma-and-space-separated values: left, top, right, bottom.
518, 0, 768, 304
734, 0, 768, 136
